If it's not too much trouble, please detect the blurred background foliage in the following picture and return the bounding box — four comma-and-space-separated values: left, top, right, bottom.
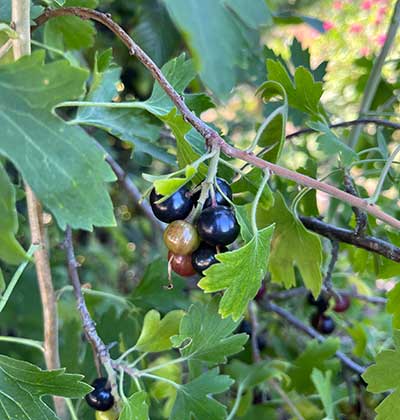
0, 0, 399, 418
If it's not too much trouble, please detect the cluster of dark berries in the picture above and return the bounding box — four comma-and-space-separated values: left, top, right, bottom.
150, 178, 239, 277
307, 292, 351, 334
85, 377, 114, 412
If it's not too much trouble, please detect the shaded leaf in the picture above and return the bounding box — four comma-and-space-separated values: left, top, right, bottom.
257, 192, 323, 297
0, 355, 91, 420
170, 369, 233, 420
0, 163, 27, 264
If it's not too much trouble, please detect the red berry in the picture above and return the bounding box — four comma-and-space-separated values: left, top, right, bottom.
333, 295, 351, 313
168, 252, 196, 277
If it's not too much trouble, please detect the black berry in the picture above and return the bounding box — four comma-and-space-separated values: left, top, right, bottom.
197, 205, 239, 246
205, 178, 233, 207
310, 312, 335, 335
237, 320, 252, 335
191, 243, 227, 274
307, 292, 329, 313
85, 377, 114, 411
150, 186, 194, 223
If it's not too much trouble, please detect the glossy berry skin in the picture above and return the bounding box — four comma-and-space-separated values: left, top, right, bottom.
237, 320, 252, 335
197, 205, 239, 246
150, 186, 193, 223
191, 243, 227, 274
333, 294, 351, 313
163, 220, 200, 255
307, 292, 329, 313
168, 251, 196, 277
205, 178, 233, 207
85, 378, 114, 412
311, 312, 335, 335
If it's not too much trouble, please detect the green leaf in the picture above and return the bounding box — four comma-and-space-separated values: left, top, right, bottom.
163, 0, 272, 98
0, 163, 27, 264
226, 360, 289, 390
266, 60, 324, 119
311, 369, 334, 420
170, 369, 233, 420
0, 355, 91, 420
0, 52, 116, 230
255, 81, 287, 163
198, 225, 274, 320
119, 391, 149, 420
387, 283, 400, 329
288, 338, 340, 394
72, 52, 173, 164
148, 356, 181, 418
257, 192, 323, 297
346, 323, 367, 357
232, 167, 274, 210
150, 165, 197, 196
135, 309, 185, 352
362, 330, 400, 420
0, 269, 5, 294
171, 298, 247, 364
308, 121, 357, 166
130, 259, 188, 313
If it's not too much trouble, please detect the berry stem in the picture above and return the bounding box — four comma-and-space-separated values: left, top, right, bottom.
250, 169, 270, 235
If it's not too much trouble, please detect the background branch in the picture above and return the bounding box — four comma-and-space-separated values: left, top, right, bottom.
300, 216, 400, 262
263, 301, 366, 375
33, 7, 400, 230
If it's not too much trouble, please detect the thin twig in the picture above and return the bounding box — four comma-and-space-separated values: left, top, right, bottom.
323, 241, 340, 300
101, 148, 164, 231
264, 301, 366, 375
300, 216, 400, 262
267, 287, 387, 305
344, 173, 368, 237
64, 226, 119, 404
33, 7, 400, 230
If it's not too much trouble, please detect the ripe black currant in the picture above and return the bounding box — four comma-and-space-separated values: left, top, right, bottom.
307, 292, 329, 313
197, 205, 239, 246
163, 220, 200, 255
85, 378, 114, 411
205, 177, 233, 207
191, 243, 227, 274
333, 294, 351, 313
150, 185, 194, 223
310, 312, 335, 335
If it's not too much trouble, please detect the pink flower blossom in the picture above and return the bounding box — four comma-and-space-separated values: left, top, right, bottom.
333, 1, 343, 9
323, 21, 335, 31
361, 0, 373, 9
360, 47, 370, 56
377, 34, 387, 45
350, 23, 363, 33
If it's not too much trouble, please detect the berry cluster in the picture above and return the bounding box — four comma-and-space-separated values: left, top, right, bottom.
307, 292, 351, 334
150, 178, 239, 277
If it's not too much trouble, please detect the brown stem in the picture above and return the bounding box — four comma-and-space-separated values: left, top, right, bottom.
323, 241, 340, 300
344, 172, 367, 237
25, 186, 64, 415
64, 227, 119, 404
33, 7, 400, 230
